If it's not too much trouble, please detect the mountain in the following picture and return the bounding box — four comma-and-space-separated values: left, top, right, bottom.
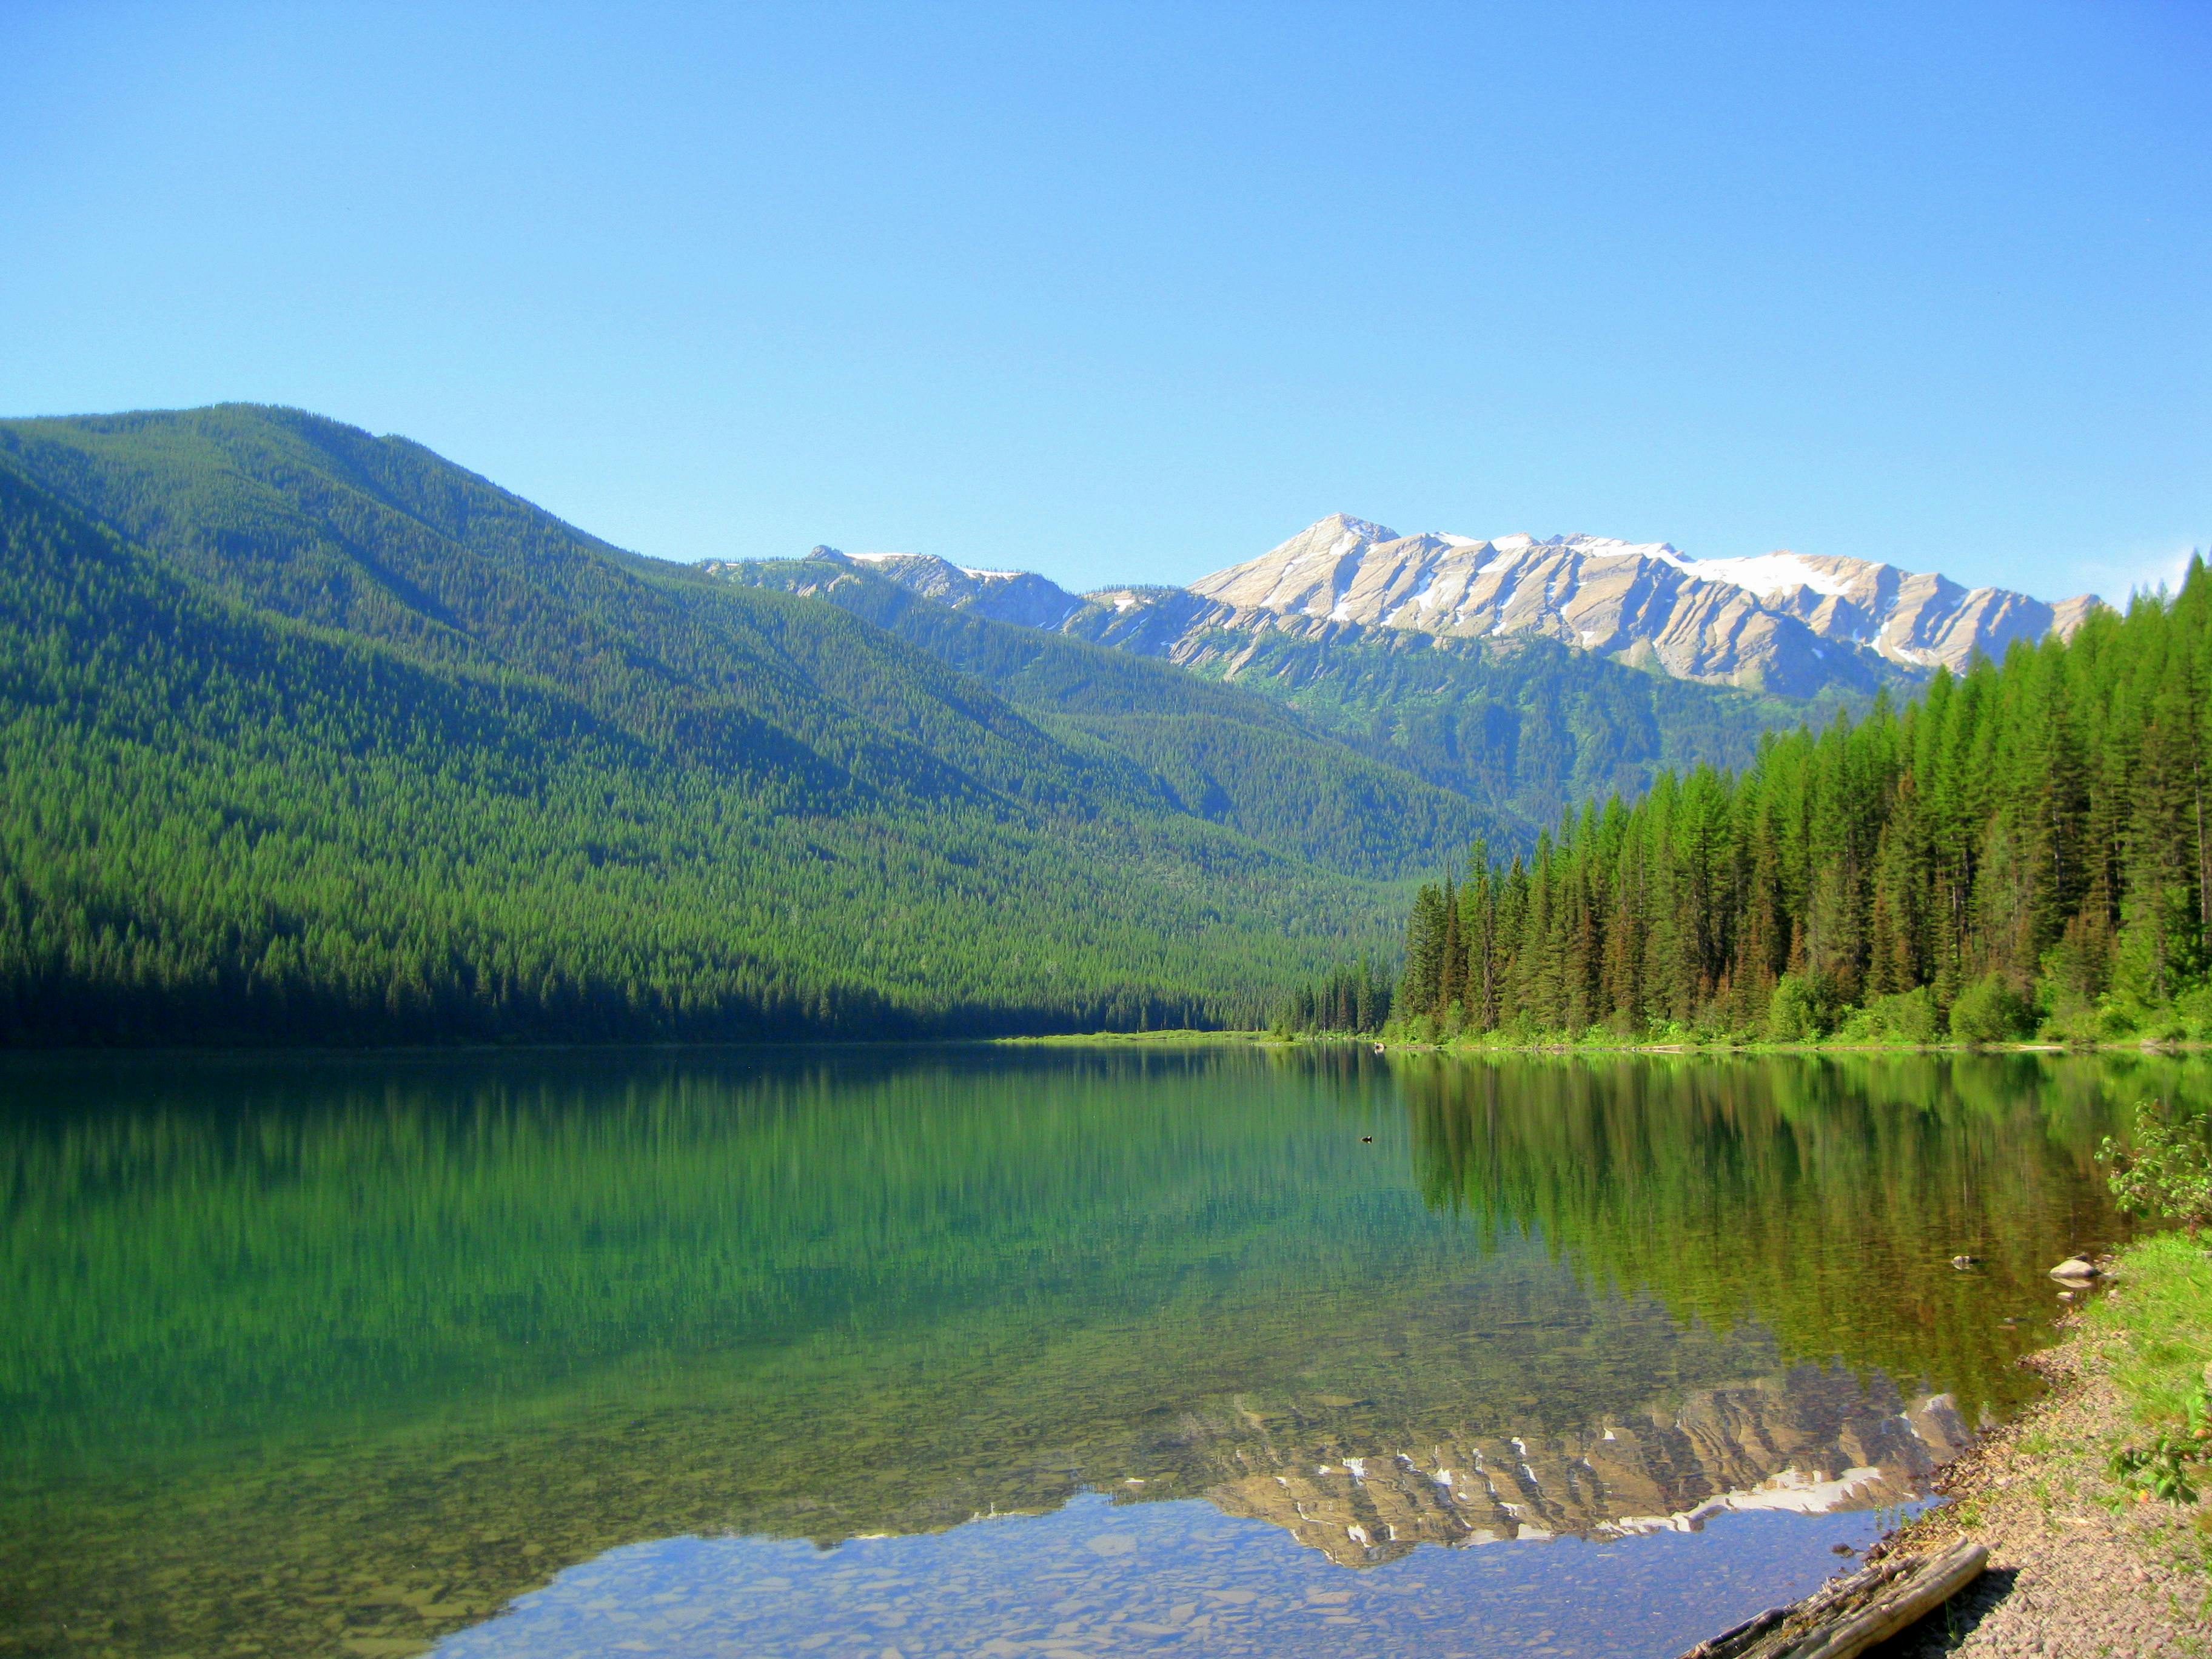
831, 548, 1085, 629
843, 512, 2105, 701
0, 406, 1472, 1044
712, 555, 1489, 877
1173, 513, 2104, 694
4, 405, 2093, 1045
753, 547, 1846, 842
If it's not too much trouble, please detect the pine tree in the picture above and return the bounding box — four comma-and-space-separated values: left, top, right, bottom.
1375, 561, 2212, 1043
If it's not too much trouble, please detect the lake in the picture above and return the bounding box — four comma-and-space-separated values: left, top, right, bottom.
1, 1045, 2199, 1658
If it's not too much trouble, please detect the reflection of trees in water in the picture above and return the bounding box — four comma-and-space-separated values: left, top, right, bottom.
1398, 1051, 2181, 1411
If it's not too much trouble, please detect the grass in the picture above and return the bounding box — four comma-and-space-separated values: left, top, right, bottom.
2080, 1232, 2212, 1584
2094, 1233, 2212, 1434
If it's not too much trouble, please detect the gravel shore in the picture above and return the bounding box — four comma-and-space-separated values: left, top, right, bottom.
1873, 1273, 2211, 1657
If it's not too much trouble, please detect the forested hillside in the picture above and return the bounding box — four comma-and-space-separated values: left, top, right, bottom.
1158, 625, 1834, 845
1376, 563, 2211, 1044
715, 556, 1490, 876
770, 546, 1828, 846
0, 406, 1450, 1044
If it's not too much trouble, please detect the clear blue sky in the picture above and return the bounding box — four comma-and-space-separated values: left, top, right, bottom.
4, 2, 2206, 599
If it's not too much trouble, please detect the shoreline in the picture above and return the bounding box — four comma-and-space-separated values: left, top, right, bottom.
1258, 1033, 2210, 1057
1749, 1245, 2212, 1655
2, 1030, 2202, 1059
1000, 1030, 2210, 1057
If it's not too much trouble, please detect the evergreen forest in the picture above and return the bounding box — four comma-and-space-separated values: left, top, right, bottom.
0, 406, 1475, 1044
1376, 561, 2212, 1045
14, 401, 2160, 1051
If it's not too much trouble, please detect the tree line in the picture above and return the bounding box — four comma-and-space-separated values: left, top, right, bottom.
1384, 559, 2211, 1044
1273, 957, 1394, 1034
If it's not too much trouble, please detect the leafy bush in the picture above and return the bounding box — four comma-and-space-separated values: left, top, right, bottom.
1835, 986, 1939, 1044
2099, 1099, 2212, 1236
2110, 1379, 2212, 1504
2173, 985, 2212, 1042
1949, 973, 2035, 1045
2034, 981, 2103, 1046
1760, 973, 1831, 1039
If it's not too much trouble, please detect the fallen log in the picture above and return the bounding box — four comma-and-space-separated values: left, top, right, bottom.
1677, 1537, 1988, 1659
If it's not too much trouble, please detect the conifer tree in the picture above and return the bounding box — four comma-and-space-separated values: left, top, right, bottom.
1379, 561, 2212, 1042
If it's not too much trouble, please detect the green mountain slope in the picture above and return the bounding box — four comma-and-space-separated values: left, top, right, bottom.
0, 406, 1467, 1044
1145, 624, 1842, 845
714, 554, 1489, 877
0, 407, 1110, 809
747, 548, 1828, 848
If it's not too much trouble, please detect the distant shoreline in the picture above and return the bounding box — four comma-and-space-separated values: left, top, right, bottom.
1000, 1030, 2208, 1056
4, 1031, 2203, 1060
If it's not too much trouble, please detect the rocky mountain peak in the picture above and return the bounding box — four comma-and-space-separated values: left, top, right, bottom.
777, 514, 2106, 700
1171, 515, 2105, 695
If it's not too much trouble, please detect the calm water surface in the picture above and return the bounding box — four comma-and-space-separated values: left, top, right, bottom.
1, 1046, 2200, 1658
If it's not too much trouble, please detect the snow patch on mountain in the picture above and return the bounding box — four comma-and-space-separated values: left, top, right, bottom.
1674, 551, 1857, 601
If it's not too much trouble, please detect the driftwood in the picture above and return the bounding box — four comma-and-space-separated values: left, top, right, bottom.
1678, 1538, 1988, 1659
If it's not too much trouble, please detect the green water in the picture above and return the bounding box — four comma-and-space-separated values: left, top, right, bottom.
0, 1047, 2195, 1657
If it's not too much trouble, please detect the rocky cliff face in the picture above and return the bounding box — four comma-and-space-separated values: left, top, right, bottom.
1171, 514, 2100, 694
803, 517, 2103, 700
1190, 1366, 1969, 1567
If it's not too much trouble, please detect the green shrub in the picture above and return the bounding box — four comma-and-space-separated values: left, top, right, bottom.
2173, 985, 2212, 1042
2097, 994, 2145, 1040
2035, 981, 2103, 1046
2108, 1380, 2212, 1504
2099, 1099, 2212, 1236
1949, 973, 2035, 1045
1835, 986, 1939, 1045
1765, 973, 1828, 1042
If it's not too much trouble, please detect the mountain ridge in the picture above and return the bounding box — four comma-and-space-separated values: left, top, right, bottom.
706, 549, 1811, 851
828, 511, 2106, 700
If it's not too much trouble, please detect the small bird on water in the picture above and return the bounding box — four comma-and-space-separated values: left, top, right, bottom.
1362, 1136, 1373, 1142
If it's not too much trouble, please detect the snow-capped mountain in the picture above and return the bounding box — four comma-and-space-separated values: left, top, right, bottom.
1178, 514, 2103, 690
794, 518, 2105, 699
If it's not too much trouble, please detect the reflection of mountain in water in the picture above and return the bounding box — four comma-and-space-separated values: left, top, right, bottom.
1198, 1367, 1966, 1566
